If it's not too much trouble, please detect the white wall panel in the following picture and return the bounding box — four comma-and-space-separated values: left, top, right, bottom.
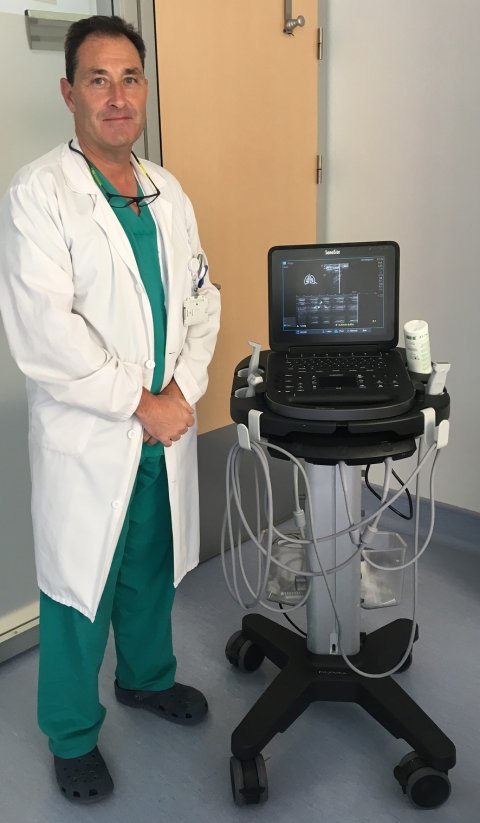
3, 1, 97, 14
0, 11, 74, 647
324, 0, 480, 511
0, 1, 160, 660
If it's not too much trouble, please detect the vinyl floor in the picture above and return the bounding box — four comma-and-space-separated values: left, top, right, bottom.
0, 512, 479, 823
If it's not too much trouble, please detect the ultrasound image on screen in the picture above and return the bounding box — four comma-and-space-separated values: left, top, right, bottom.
281, 256, 385, 338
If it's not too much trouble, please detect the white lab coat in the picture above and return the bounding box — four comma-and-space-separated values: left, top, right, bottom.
0, 140, 220, 621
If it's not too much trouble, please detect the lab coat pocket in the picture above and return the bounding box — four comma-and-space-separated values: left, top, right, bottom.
29, 401, 96, 456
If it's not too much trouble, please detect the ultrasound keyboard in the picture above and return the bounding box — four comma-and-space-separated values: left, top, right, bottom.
264, 350, 416, 421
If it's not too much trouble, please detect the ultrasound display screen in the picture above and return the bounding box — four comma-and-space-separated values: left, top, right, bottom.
268, 242, 399, 350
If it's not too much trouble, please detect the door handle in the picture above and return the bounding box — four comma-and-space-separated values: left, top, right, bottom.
284, 0, 305, 34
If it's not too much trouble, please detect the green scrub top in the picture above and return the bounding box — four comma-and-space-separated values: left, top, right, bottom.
94, 167, 166, 457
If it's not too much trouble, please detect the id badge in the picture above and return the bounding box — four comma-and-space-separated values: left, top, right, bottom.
183, 295, 208, 326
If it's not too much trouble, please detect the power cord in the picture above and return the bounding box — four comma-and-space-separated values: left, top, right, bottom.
278, 602, 306, 637
364, 463, 413, 520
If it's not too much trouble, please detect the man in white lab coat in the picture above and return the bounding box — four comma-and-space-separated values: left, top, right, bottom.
0, 15, 220, 803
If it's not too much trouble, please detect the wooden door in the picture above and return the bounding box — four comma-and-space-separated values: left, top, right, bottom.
155, 0, 319, 431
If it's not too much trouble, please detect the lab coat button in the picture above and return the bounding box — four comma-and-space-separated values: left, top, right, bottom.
111, 500, 121, 509
145, 359, 155, 369
127, 429, 136, 439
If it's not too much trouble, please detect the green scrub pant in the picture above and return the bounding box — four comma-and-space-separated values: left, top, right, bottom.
37, 451, 176, 758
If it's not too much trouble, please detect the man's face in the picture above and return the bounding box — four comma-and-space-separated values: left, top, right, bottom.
60, 34, 148, 156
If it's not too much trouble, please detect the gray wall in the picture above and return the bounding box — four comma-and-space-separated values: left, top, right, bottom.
0, 326, 37, 629
321, 0, 480, 512
0, 9, 74, 647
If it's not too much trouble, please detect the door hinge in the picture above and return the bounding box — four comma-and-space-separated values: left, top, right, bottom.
316, 154, 323, 184
317, 27, 323, 60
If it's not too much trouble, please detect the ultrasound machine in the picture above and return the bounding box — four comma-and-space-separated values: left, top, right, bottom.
222, 242, 455, 809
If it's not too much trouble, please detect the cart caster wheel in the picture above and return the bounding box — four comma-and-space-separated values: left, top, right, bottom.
230, 754, 268, 805
394, 751, 451, 808
225, 631, 265, 672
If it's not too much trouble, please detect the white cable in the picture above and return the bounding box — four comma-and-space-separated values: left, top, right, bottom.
221, 434, 439, 675
223, 442, 311, 613
237, 457, 264, 600
293, 462, 301, 510
221, 439, 437, 589
337, 449, 439, 576
338, 460, 357, 545
230, 445, 272, 607
309, 446, 438, 677
257, 441, 435, 557
338, 458, 392, 550
332, 447, 428, 677
368, 457, 393, 529
292, 450, 428, 679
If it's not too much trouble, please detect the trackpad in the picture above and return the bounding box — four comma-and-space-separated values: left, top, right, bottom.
316, 374, 357, 388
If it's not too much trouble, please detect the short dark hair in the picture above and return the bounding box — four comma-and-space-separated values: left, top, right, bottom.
64, 15, 146, 84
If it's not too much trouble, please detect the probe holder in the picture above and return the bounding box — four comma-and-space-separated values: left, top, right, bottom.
361, 531, 407, 609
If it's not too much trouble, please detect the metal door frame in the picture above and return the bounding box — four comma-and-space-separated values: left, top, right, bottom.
113, 0, 162, 163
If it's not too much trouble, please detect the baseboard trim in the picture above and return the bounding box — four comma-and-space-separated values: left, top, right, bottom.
0, 617, 39, 664
363, 486, 480, 555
